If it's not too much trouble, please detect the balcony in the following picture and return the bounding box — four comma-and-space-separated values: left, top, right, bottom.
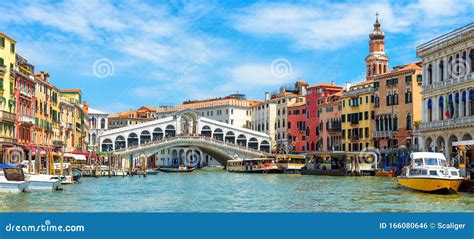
0, 110, 16, 122
19, 89, 33, 98
421, 116, 474, 132
350, 135, 360, 141
422, 73, 474, 93
0, 135, 16, 145
18, 115, 35, 124
0, 65, 5, 76
373, 131, 394, 138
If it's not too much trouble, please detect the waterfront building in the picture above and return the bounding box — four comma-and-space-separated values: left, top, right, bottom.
50, 85, 61, 151
341, 81, 376, 151
373, 62, 423, 150
250, 97, 277, 146
14, 55, 35, 149
153, 94, 259, 130
33, 71, 53, 150
88, 108, 108, 152
258, 81, 307, 152
59, 96, 75, 152
416, 23, 474, 159
0, 33, 17, 157
319, 91, 343, 151
305, 83, 344, 152
60, 89, 89, 152
287, 101, 307, 153
108, 109, 152, 130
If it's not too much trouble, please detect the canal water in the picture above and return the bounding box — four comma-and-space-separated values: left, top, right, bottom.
1, 169, 473, 212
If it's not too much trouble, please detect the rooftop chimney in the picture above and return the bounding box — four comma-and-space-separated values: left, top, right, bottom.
346, 82, 352, 90
264, 92, 270, 101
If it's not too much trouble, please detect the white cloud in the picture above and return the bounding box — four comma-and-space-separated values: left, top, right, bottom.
232, 0, 472, 51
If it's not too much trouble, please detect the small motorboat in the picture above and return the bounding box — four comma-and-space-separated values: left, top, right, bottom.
397, 152, 463, 194
24, 174, 62, 191
375, 167, 397, 177
0, 167, 29, 193
159, 166, 195, 173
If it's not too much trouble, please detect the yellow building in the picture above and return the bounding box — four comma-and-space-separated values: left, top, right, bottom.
60, 89, 89, 152
341, 81, 376, 151
33, 72, 53, 149
0, 33, 17, 154
59, 95, 75, 152
50, 85, 61, 150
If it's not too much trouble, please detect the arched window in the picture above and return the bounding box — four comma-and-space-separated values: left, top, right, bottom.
406, 113, 412, 130
393, 91, 399, 105
115, 136, 126, 150
100, 118, 106, 129
455, 53, 460, 76
470, 49, 474, 73
427, 99, 433, 122
470, 89, 474, 116
378, 64, 382, 75
439, 60, 444, 81
213, 128, 223, 141
165, 125, 175, 137
448, 56, 453, 78
127, 133, 138, 147
152, 127, 163, 141
101, 139, 113, 152
140, 130, 151, 144
428, 64, 433, 84
439, 96, 444, 120
91, 133, 96, 145
462, 91, 467, 117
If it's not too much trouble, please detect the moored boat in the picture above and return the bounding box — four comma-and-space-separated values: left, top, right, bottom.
226, 158, 279, 173
24, 174, 62, 191
159, 166, 195, 173
375, 167, 397, 177
0, 167, 29, 193
397, 152, 463, 194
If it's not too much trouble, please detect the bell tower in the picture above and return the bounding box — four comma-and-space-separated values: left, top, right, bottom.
365, 12, 389, 81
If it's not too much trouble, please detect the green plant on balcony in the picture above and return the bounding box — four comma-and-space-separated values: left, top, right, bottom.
413, 120, 421, 130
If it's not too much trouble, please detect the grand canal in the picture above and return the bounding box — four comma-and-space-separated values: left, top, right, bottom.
0, 169, 473, 212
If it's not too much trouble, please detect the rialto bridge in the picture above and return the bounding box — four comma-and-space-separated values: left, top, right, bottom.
98, 110, 272, 166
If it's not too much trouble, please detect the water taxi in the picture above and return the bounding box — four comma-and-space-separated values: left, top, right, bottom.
275, 154, 306, 173
226, 158, 279, 173
397, 152, 463, 194
19, 162, 62, 190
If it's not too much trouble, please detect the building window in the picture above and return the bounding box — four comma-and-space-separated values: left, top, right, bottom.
439, 61, 444, 82
10, 43, 15, 53
428, 64, 432, 84
406, 113, 412, 130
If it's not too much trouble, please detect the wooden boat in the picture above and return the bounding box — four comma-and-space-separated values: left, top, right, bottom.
226, 158, 279, 173
375, 167, 397, 177
159, 166, 195, 173
397, 152, 463, 194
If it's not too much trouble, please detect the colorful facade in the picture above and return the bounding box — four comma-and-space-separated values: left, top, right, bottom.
14, 55, 35, 148
60, 89, 89, 152
33, 72, 53, 150
319, 91, 343, 151
0, 33, 17, 157
287, 101, 307, 153
341, 81, 376, 152
373, 62, 423, 150
305, 83, 344, 152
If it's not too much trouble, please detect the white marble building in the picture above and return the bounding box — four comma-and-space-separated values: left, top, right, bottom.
417, 23, 474, 159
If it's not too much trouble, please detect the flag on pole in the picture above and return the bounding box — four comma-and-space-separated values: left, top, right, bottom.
444, 97, 450, 119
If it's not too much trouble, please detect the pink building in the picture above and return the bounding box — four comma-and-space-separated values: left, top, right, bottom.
318, 91, 343, 151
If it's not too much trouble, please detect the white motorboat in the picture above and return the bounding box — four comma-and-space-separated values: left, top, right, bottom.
0, 167, 29, 193
24, 174, 62, 191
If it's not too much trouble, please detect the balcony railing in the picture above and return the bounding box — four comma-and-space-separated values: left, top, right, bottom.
372, 131, 393, 138
350, 135, 360, 141
0, 111, 16, 122
0, 65, 5, 74
422, 73, 474, 92
18, 115, 35, 124
19, 89, 33, 98
421, 116, 474, 131
0, 135, 16, 144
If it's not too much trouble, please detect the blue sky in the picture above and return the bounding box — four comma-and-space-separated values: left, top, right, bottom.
0, 0, 472, 113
